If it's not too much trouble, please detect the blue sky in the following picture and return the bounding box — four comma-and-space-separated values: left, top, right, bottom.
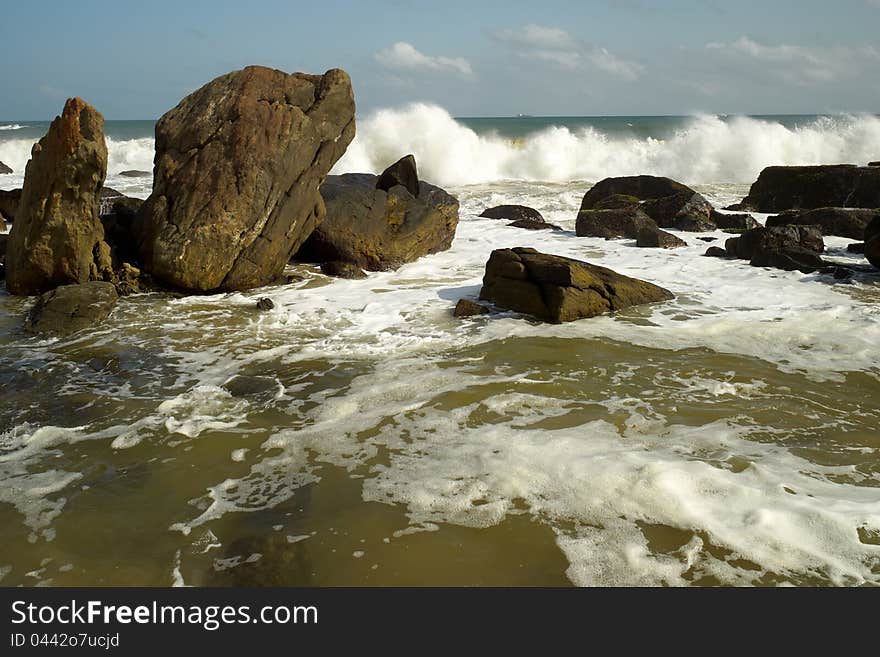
1, 0, 879, 118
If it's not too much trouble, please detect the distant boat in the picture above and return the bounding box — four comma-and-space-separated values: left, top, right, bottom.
516, 114, 534, 118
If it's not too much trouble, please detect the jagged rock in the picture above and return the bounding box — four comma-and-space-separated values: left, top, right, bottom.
480, 205, 545, 222
118, 170, 150, 178
295, 172, 459, 271
454, 298, 490, 317
478, 247, 673, 323
0, 161, 12, 175
575, 207, 656, 239
0, 188, 21, 223
376, 154, 419, 197
6, 98, 112, 296
137, 65, 356, 292
710, 210, 759, 231
25, 282, 118, 335
320, 260, 367, 279
508, 219, 562, 231
641, 191, 716, 232
847, 242, 865, 254
725, 225, 826, 273
733, 165, 880, 212
256, 297, 274, 311
579, 176, 694, 209
704, 246, 728, 258
765, 208, 879, 240
100, 194, 144, 267
636, 225, 687, 248
865, 216, 880, 269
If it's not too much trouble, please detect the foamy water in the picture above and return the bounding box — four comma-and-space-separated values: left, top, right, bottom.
0, 111, 879, 587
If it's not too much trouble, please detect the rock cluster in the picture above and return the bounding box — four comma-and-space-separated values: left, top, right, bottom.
731, 165, 880, 212
707, 225, 827, 273
765, 208, 879, 240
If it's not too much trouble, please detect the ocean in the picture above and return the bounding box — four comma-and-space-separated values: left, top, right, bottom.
1, 108, 879, 586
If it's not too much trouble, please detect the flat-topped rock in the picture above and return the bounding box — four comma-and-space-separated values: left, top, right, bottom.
478, 247, 674, 323
480, 205, 545, 223
765, 208, 879, 240
733, 165, 880, 212
25, 281, 118, 335
575, 207, 656, 239
579, 176, 694, 209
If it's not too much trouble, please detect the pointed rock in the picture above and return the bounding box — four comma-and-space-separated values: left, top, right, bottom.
376, 154, 420, 197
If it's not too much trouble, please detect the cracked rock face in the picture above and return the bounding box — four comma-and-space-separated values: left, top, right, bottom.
478, 247, 674, 323
6, 98, 111, 296
137, 65, 356, 292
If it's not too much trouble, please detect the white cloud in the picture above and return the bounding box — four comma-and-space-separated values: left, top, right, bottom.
706, 36, 880, 84
374, 42, 473, 77
492, 24, 642, 80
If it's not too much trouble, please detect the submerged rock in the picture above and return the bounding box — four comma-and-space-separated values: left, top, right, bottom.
508, 219, 562, 231
454, 298, 490, 317
478, 247, 673, 323
575, 207, 656, 239
847, 242, 865, 254
865, 216, 880, 269
6, 98, 112, 296
725, 225, 826, 273
295, 169, 459, 271
25, 281, 118, 335
733, 165, 880, 212
765, 208, 879, 240
256, 297, 274, 311
376, 154, 420, 197
320, 260, 367, 279
480, 204, 545, 223
0, 161, 12, 174
118, 170, 150, 178
137, 65, 356, 293
636, 225, 687, 249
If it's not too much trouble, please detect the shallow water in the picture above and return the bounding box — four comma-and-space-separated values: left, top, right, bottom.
1, 180, 879, 587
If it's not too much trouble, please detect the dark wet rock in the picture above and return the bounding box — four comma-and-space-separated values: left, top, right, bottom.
641, 191, 716, 232
454, 298, 490, 317
579, 176, 694, 209
100, 195, 145, 266
118, 170, 151, 178
733, 165, 880, 212
376, 154, 419, 197
710, 210, 759, 231
480, 204, 545, 222
698, 236, 717, 242
868, 161, 880, 167
636, 225, 687, 248
593, 194, 641, 210
819, 266, 853, 281
847, 242, 865, 254
704, 246, 728, 258
25, 281, 118, 335
6, 98, 113, 296
865, 216, 880, 269
765, 207, 879, 240
575, 206, 656, 239
295, 172, 459, 271
478, 247, 673, 323
0, 216, 6, 233
725, 225, 826, 273
0, 161, 12, 174
256, 297, 274, 311
320, 260, 367, 279
0, 188, 21, 223
137, 65, 356, 293
508, 218, 562, 231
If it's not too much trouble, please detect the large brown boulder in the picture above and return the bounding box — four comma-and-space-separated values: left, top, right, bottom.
478, 247, 673, 323
865, 216, 880, 269
6, 98, 112, 296
641, 191, 715, 232
733, 165, 880, 212
765, 208, 879, 240
137, 65, 356, 292
25, 281, 118, 335
725, 225, 826, 273
295, 171, 459, 271
579, 176, 694, 209
575, 207, 656, 239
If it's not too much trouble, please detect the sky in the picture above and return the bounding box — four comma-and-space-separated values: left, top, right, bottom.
1, 0, 879, 119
